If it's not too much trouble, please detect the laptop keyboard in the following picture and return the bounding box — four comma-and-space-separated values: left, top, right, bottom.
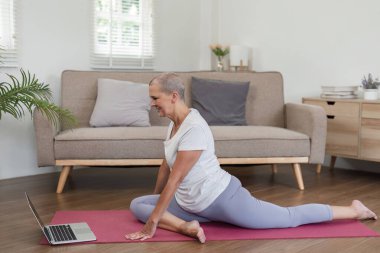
49, 225, 77, 242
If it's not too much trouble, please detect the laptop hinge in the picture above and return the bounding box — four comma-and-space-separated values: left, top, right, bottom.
43, 227, 53, 244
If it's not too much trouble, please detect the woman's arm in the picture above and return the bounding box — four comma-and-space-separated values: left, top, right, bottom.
150, 150, 201, 223
127, 150, 202, 240
153, 159, 170, 194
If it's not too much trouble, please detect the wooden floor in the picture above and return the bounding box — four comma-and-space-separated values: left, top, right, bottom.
1, 164, 380, 253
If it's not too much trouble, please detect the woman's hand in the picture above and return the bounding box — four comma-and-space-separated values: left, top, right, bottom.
125, 220, 158, 241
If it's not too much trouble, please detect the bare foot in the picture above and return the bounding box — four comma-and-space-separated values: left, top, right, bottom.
352, 200, 378, 220
179, 220, 206, 243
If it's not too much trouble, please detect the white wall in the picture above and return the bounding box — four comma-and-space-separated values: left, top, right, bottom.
0, 0, 205, 180
218, 0, 380, 102
217, 0, 380, 171
154, 0, 202, 71
0, 0, 91, 179
1, 0, 380, 180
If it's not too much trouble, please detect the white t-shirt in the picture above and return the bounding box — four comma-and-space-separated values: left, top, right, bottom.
164, 109, 231, 213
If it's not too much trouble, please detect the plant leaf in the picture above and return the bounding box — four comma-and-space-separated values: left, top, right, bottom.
0, 69, 77, 129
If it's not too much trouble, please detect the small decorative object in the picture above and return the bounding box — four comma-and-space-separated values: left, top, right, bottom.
320, 86, 358, 99
210, 44, 229, 72
229, 45, 250, 71
362, 73, 380, 100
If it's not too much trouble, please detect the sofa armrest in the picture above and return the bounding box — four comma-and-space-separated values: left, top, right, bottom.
33, 108, 57, 166
285, 103, 327, 164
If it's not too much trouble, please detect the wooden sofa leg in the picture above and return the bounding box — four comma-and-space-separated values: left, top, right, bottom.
271, 164, 278, 174
316, 164, 322, 174
56, 166, 73, 194
292, 163, 305, 190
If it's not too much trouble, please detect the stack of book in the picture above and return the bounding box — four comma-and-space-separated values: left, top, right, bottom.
320, 86, 359, 99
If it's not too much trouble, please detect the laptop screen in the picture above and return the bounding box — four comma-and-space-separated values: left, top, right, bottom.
25, 192, 46, 230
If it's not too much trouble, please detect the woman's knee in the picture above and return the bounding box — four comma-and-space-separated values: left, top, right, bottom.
129, 195, 156, 223
129, 197, 142, 214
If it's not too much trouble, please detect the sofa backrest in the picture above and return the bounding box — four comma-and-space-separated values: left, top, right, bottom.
61, 70, 285, 130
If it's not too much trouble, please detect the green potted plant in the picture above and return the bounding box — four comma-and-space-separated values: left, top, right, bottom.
362, 73, 380, 100
0, 47, 75, 129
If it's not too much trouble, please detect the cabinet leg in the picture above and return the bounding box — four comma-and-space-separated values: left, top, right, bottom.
330, 156, 337, 170
292, 163, 305, 190
56, 166, 73, 194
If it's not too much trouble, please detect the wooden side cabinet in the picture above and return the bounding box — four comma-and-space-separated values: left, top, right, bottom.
303, 97, 380, 168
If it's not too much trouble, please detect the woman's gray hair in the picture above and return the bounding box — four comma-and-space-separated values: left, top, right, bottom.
149, 72, 185, 100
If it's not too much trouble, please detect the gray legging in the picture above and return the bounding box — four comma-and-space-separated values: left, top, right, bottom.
130, 176, 333, 229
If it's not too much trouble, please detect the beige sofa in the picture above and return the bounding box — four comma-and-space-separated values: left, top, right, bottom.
33, 70, 326, 193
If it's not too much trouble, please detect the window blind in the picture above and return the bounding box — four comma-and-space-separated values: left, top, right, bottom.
92, 0, 155, 70
0, 0, 17, 67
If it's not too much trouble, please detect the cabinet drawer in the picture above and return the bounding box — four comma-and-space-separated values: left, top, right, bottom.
360, 118, 380, 160
362, 103, 380, 119
304, 100, 360, 118
326, 115, 359, 156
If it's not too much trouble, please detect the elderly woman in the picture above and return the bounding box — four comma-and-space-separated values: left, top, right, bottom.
125, 73, 377, 243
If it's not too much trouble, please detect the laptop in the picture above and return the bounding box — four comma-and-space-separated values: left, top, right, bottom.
25, 192, 96, 245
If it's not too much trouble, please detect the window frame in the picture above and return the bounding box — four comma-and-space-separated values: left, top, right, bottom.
0, 0, 17, 68
91, 0, 155, 70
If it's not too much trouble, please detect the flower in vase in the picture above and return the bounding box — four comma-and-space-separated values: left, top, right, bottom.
209, 44, 229, 61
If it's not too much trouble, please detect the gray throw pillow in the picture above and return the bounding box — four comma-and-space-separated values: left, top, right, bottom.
191, 77, 249, 126
89, 78, 151, 127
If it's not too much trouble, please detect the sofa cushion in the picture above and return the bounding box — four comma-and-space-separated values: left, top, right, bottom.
54, 126, 309, 160
89, 78, 151, 127
191, 77, 249, 126
211, 126, 310, 158
55, 127, 167, 159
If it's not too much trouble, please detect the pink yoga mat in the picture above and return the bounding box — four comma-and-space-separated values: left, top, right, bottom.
41, 210, 379, 244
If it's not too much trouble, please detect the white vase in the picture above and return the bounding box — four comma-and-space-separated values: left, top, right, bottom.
363, 89, 378, 100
